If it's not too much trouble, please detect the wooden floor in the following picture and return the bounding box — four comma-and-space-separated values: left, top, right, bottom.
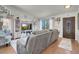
0, 45, 16, 54
42, 38, 79, 54
0, 38, 79, 54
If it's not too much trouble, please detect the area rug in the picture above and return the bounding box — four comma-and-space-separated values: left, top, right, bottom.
10, 40, 18, 53
58, 38, 72, 51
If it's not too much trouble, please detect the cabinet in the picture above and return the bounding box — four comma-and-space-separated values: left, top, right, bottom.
0, 19, 11, 46
0, 21, 5, 46
14, 17, 21, 39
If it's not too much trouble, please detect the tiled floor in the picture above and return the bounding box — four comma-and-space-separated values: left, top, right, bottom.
0, 38, 79, 54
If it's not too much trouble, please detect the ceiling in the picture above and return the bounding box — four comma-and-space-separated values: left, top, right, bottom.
5, 5, 79, 17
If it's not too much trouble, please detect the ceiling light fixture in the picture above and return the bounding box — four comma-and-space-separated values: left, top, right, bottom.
65, 5, 70, 8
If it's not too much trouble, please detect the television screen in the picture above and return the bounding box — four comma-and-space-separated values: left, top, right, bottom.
21, 23, 32, 30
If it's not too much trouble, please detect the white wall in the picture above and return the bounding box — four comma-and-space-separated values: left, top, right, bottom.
49, 18, 53, 29
32, 18, 40, 31
35, 20, 40, 31
54, 11, 79, 41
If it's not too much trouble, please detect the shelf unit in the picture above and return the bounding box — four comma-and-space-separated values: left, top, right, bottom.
0, 18, 11, 46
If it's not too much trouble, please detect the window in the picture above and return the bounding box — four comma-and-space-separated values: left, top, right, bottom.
40, 18, 49, 30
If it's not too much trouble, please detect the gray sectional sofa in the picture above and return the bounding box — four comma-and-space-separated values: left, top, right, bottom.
17, 29, 59, 54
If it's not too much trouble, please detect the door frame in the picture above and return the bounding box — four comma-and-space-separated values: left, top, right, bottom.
63, 16, 75, 39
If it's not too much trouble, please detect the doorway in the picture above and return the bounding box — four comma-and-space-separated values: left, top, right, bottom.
63, 17, 75, 39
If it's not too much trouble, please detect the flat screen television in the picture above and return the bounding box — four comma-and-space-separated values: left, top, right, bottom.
21, 23, 32, 30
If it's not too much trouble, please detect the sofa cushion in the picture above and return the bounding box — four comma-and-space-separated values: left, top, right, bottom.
18, 36, 29, 46
32, 30, 48, 35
